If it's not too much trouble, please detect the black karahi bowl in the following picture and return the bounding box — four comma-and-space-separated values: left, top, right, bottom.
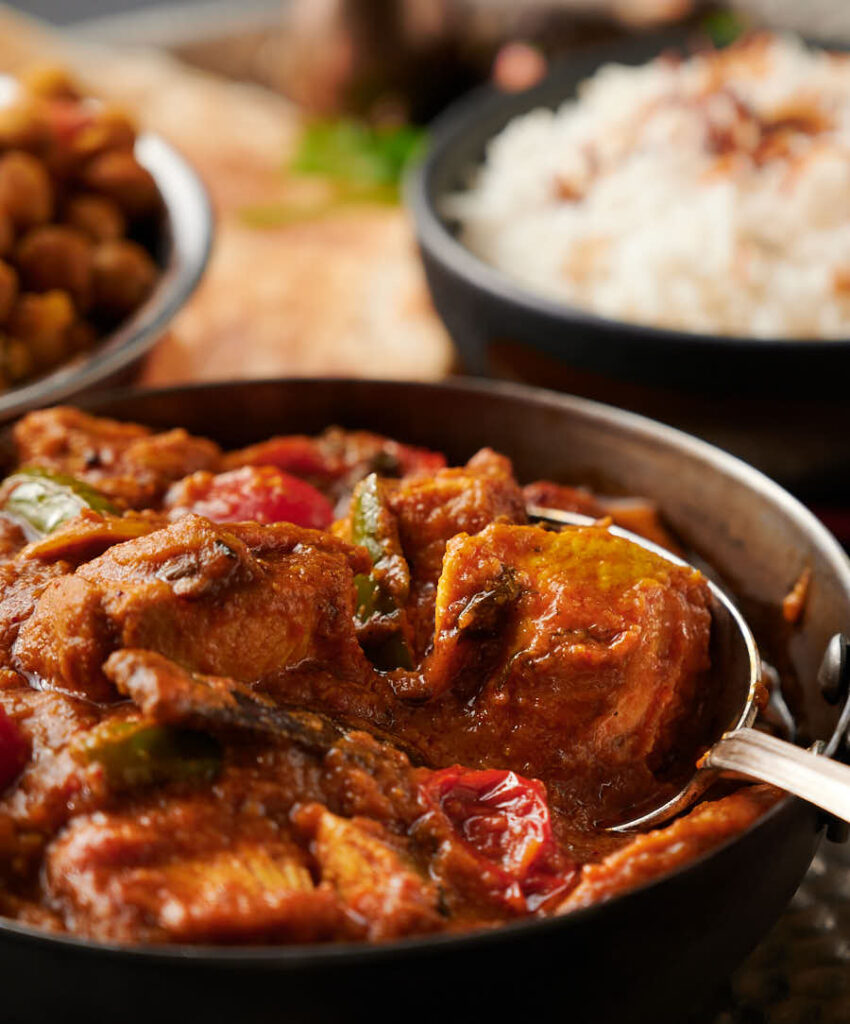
0, 377, 848, 1024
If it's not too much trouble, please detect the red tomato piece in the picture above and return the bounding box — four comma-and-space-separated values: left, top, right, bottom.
166, 466, 334, 530
394, 444, 446, 478
418, 766, 577, 911
228, 436, 337, 481
0, 707, 28, 791
225, 433, 446, 491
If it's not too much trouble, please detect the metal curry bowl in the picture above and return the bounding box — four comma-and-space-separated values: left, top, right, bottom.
0, 377, 848, 1024
0, 133, 212, 422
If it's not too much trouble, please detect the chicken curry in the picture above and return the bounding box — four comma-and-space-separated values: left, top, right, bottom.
0, 406, 775, 945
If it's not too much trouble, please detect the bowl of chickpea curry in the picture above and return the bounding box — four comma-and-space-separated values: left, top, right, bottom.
0, 378, 846, 1024
0, 68, 210, 419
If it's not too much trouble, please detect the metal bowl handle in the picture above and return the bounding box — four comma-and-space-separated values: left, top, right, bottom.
815, 634, 850, 840
702, 636, 850, 840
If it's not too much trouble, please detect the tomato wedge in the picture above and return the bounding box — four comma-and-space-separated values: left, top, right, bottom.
225, 436, 333, 481
224, 433, 446, 486
418, 766, 578, 912
165, 466, 334, 530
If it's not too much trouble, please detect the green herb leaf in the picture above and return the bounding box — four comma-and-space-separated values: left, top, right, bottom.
292, 119, 426, 190
241, 119, 426, 227
702, 10, 748, 48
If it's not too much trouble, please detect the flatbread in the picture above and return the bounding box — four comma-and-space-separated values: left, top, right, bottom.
0, 6, 455, 383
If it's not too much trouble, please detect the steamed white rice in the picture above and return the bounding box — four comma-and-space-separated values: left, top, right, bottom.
447, 35, 850, 339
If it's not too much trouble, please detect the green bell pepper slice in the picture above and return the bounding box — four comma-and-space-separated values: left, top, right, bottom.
71, 719, 222, 791
3, 467, 117, 537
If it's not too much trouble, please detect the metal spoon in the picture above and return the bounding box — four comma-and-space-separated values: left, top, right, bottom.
527, 504, 850, 832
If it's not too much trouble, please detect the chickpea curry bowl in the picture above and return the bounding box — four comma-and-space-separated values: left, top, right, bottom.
0, 400, 791, 948
0, 68, 208, 412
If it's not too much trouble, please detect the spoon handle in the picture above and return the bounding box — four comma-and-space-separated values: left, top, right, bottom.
705, 727, 850, 823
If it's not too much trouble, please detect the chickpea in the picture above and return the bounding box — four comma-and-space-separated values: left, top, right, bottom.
8, 290, 75, 371
82, 149, 160, 220
3, 337, 33, 383
0, 100, 48, 152
20, 65, 80, 101
0, 151, 53, 229
64, 193, 125, 242
16, 225, 93, 310
73, 107, 136, 161
0, 262, 19, 323
0, 210, 14, 258
92, 239, 157, 318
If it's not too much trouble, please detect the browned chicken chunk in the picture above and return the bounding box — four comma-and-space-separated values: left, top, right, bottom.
383, 448, 526, 658
13, 407, 221, 508
397, 523, 712, 826
46, 801, 344, 944
14, 515, 375, 703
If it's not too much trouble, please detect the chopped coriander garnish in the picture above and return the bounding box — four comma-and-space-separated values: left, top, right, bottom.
241, 119, 426, 228
702, 10, 749, 48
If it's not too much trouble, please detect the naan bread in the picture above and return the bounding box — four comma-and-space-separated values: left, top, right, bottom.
0, 6, 455, 383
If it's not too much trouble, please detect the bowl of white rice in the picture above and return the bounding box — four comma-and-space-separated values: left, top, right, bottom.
408, 31, 850, 395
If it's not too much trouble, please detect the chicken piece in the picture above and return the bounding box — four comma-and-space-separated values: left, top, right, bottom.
0, 683, 104, 864
523, 480, 681, 554
293, 803, 442, 940
0, 557, 70, 665
399, 523, 712, 826
522, 480, 606, 518
13, 406, 221, 508
557, 786, 780, 912
14, 515, 375, 704
389, 448, 526, 584
46, 802, 344, 943
14, 574, 114, 701
0, 519, 25, 559
378, 448, 526, 659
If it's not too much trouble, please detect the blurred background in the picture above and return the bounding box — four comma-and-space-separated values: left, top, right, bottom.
0, 6, 849, 1018
0, 0, 845, 517
15, 0, 212, 22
